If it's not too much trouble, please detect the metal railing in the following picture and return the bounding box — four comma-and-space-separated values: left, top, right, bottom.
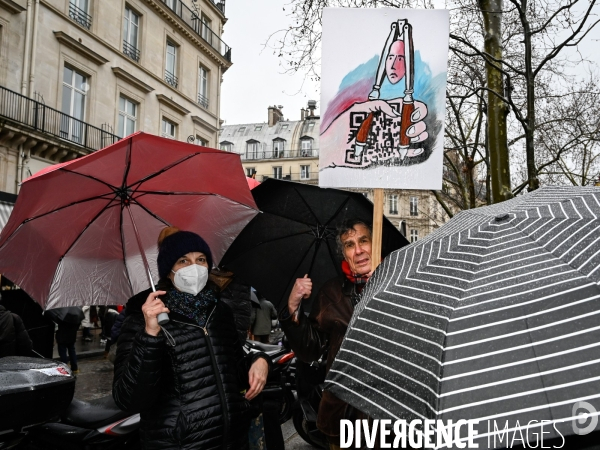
260, 172, 319, 183
197, 93, 209, 108
122, 40, 140, 62
241, 149, 319, 161
69, 3, 92, 29
160, 0, 231, 62
0, 85, 120, 152
165, 70, 178, 88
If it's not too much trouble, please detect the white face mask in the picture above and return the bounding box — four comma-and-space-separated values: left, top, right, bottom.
171, 264, 209, 295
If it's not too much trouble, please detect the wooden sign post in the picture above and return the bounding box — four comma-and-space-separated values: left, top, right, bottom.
371, 188, 384, 269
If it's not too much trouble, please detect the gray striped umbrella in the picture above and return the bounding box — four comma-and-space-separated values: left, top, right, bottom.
327, 186, 600, 449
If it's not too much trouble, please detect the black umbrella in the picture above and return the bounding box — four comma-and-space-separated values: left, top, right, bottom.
221, 179, 408, 311
327, 186, 600, 448
45, 306, 84, 324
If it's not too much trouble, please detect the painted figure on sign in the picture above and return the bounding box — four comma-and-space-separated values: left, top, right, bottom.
320, 19, 431, 170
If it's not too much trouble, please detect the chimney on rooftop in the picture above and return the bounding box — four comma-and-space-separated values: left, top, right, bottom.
300, 108, 306, 120
307, 100, 317, 117
268, 105, 284, 127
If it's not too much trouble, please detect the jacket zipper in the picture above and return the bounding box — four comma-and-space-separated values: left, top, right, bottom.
202, 307, 230, 449
172, 307, 230, 449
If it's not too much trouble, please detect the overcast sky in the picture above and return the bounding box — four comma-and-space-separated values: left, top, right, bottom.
220, 0, 320, 125
220, 1, 600, 127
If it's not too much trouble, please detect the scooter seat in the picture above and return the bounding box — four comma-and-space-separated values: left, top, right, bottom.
246, 341, 283, 353
62, 395, 132, 428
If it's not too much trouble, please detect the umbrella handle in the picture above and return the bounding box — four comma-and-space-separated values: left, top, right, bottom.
126, 205, 170, 325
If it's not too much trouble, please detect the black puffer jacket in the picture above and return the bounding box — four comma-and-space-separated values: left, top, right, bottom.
112, 288, 269, 450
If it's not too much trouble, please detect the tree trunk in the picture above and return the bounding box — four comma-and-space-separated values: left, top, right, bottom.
520, 0, 539, 191
480, 0, 512, 202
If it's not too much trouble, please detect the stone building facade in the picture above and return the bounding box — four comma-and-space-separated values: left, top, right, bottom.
220, 102, 450, 242
0, 0, 230, 196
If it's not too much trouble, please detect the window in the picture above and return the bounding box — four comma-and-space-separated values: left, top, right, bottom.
195, 136, 208, 146
273, 139, 285, 158
307, 122, 315, 131
201, 15, 212, 45
246, 141, 259, 159
123, 7, 140, 61
198, 66, 209, 108
237, 126, 246, 135
410, 196, 418, 216
118, 96, 137, 138
273, 166, 282, 179
165, 41, 178, 88
69, 0, 91, 29
280, 123, 289, 131
301, 139, 313, 157
161, 118, 176, 139
165, 0, 176, 11
389, 194, 398, 215
399, 221, 407, 237
410, 229, 418, 243
246, 167, 256, 177
300, 165, 310, 180
61, 66, 87, 144
254, 125, 263, 131
220, 142, 233, 152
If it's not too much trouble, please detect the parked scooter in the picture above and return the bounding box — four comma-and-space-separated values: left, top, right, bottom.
292, 358, 328, 449
0, 356, 139, 450
25, 395, 140, 450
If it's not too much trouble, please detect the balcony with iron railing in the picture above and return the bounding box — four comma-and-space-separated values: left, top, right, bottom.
165, 70, 178, 88
123, 40, 140, 62
241, 148, 319, 161
68, 3, 92, 29
260, 172, 319, 183
0, 85, 120, 152
197, 93, 209, 109
160, 0, 231, 62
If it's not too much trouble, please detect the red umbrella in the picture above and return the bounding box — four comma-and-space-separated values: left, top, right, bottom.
0, 132, 258, 310
246, 177, 261, 190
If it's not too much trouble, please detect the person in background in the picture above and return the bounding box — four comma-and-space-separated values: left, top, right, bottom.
250, 295, 277, 344
81, 306, 93, 342
0, 301, 33, 357
54, 309, 83, 375
102, 305, 119, 356
113, 227, 270, 450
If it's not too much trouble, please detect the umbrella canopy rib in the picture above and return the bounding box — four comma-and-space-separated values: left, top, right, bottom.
119, 203, 135, 294
128, 152, 198, 192
54, 198, 117, 261
0, 195, 115, 254
55, 167, 119, 191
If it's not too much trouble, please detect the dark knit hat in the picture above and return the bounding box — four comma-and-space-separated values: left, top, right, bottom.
157, 231, 213, 279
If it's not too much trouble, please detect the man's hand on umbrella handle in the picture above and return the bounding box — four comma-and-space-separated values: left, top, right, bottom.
288, 275, 312, 316
142, 290, 169, 336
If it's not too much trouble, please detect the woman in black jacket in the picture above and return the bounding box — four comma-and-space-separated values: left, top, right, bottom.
113, 227, 270, 450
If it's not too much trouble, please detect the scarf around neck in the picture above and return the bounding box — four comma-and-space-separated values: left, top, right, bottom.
341, 260, 370, 291
165, 288, 218, 328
